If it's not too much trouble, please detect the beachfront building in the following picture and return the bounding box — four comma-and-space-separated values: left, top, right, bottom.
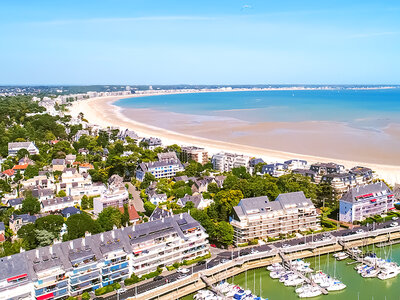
320, 173, 358, 194
136, 155, 184, 181
350, 166, 374, 185
180, 146, 209, 165
231, 192, 320, 245
310, 162, 345, 181
8, 141, 39, 156
284, 159, 308, 170
211, 152, 250, 172
260, 163, 288, 177
0, 213, 208, 299
339, 182, 395, 223
141, 137, 162, 150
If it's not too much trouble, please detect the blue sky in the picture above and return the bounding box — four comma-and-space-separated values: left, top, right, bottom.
1, 0, 399, 85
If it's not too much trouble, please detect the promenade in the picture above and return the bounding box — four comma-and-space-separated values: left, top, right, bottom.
98, 219, 400, 300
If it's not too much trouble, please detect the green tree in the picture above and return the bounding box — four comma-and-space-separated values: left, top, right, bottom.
64, 213, 102, 240
57, 190, 67, 197
140, 172, 156, 190
97, 207, 123, 231
35, 229, 55, 247
207, 182, 219, 194
21, 196, 41, 215
24, 164, 39, 179
17, 223, 38, 250
211, 221, 234, 245
144, 201, 156, 217
214, 189, 243, 218
35, 215, 64, 236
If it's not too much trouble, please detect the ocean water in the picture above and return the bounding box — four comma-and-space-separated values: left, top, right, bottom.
181, 243, 400, 300
114, 89, 400, 129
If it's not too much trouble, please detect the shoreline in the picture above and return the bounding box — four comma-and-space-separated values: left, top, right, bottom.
69, 91, 400, 184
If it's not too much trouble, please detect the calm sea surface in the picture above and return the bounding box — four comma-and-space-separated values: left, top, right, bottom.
115, 89, 400, 129
182, 243, 400, 300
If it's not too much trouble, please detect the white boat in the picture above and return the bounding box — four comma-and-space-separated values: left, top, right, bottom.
284, 276, 305, 286
270, 270, 289, 279
279, 272, 296, 283
295, 284, 312, 294
326, 280, 346, 291
311, 272, 327, 284
378, 267, 400, 280
267, 263, 283, 271
333, 252, 349, 261
361, 267, 380, 278
298, 286, 322, 298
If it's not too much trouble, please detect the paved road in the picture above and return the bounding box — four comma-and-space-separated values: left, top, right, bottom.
98, 219, 399, 300
125, 182, 145, 213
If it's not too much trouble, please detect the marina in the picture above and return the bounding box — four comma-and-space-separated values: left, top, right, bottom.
182, 242, 400, 300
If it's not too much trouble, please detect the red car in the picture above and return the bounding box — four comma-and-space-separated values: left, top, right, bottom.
210, 244, 216, 248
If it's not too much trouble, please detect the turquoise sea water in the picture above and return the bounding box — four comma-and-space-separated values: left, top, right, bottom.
115, 89, 400, 129
181, 244, 400, 300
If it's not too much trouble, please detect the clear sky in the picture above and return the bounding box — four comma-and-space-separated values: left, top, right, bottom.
1, 0, 399, 85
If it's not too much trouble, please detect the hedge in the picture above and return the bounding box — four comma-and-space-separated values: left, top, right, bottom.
124, 268, 162, 286
94, 282, 121, 296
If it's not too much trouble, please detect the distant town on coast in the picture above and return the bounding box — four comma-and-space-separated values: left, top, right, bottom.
2, 0, 400, 299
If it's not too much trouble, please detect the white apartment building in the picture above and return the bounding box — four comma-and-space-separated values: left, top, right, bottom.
136, 159, 184, 181
0, 213, 208, 299
211, 152, 249, 172
8, 141, 39, 157
93, 187, 129, 214
231, 192, 320, 245
180, 146, 209, 165
339, 182, 395, 223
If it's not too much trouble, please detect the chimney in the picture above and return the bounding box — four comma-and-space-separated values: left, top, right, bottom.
49, 246, 53, 255
161, 217, 164, 223
112, 230, 115, 239
70, 241, 74, 249
85, 231, 91, 237
180, 213, 183, 219
100, 233, 104, 242
35, 249, 39, 259
81, 238, 85, 247
20, 247, 25, 253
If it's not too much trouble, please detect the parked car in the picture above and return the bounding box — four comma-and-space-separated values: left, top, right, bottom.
392, 216, 399, 220
356, 229, 364, 234
153, 275, 164, 281
197, 260, 206, 265
177, 267, 190, 274
117, 288, 127, 294
210, 244, 217, 248
390, 222, 399, 227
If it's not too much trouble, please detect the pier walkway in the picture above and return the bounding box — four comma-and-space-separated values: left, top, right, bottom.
278, 251, 328, 295
199, 274, 228, 299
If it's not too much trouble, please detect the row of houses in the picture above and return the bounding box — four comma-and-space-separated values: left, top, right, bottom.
0, 213, 208, 300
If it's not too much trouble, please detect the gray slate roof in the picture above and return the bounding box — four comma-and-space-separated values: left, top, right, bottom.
340, 182, 392, 204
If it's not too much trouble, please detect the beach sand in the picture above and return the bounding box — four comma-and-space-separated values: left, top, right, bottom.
69, 94, 400, 184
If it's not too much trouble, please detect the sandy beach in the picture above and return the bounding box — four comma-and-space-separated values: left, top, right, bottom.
69, 93, 400, 184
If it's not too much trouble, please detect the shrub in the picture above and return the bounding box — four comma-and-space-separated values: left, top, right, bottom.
238, 243, 248, 247
248, 239, 258, 245
81, 292, 90, 300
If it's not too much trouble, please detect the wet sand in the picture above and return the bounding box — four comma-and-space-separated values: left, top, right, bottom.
70, 94, 400, 184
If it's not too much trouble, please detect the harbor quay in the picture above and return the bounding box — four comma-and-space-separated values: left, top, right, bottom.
100, 220, 400, 300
